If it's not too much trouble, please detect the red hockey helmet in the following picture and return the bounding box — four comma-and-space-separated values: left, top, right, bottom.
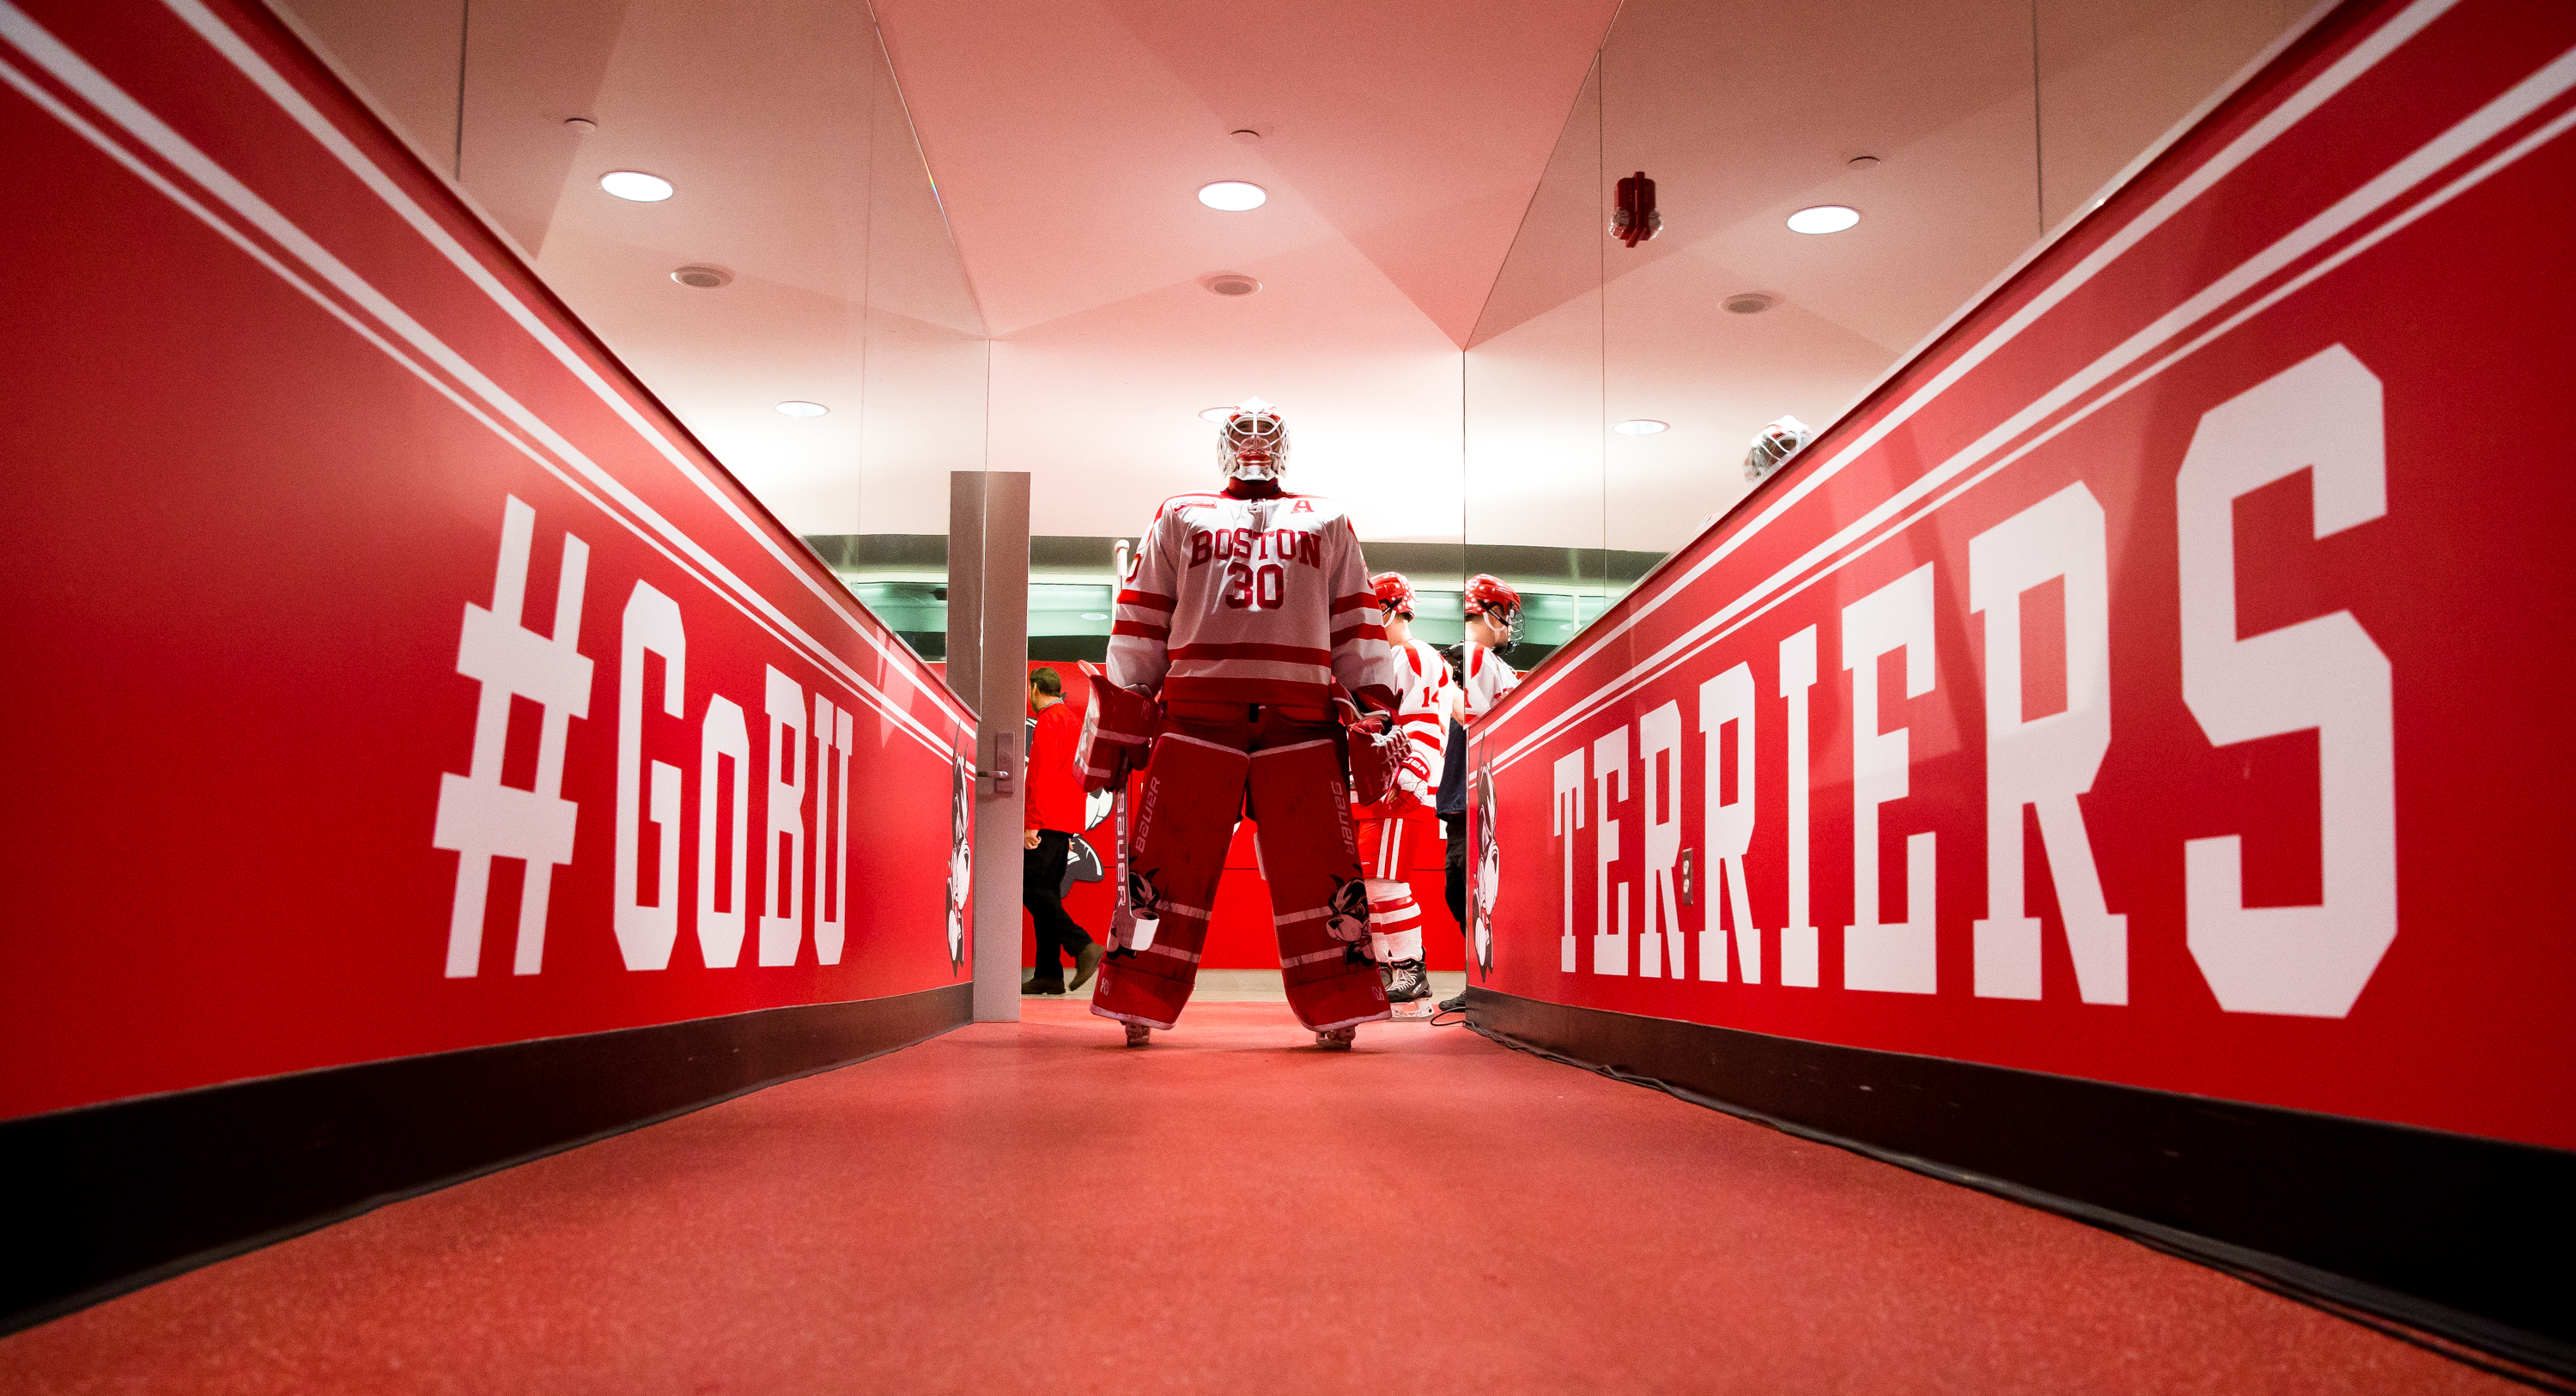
1462, 573, 1524, 648
1370, 571, 1417, 619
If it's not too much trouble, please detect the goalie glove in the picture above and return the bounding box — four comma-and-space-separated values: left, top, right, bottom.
1332, 682, 1407, 806
1075, 674, 1159, 792
1394, 748, 1436, 807
1346, 713, 1406, 807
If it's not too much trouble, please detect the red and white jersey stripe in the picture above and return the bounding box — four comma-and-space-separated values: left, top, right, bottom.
1106, 489, 1393, 707
1456, 641, 1519, 718
1389, 637, 1452, 802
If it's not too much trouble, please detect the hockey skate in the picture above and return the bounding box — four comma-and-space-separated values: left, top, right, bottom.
1383, 959, 1435, 1018
1315, 1025, 1357, 1050
1123, 1022, 1151, 1048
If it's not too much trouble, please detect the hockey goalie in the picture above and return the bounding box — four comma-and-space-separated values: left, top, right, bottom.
1352, 572, 1454, 1017
1084, 398, 1400, 1049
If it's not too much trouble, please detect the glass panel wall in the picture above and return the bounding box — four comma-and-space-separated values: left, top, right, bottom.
1466, 0, 2316, 671
1461, 61, 1608, 671
270, 0, 989, 660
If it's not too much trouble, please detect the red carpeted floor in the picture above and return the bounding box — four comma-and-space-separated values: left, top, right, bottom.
0, 1001, 2523, 1394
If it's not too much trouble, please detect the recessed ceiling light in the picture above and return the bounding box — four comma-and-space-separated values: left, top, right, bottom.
1229, 129, 1262, 143
775, 400, 828, 418
1198, 181, 1267, 211
671, 264, 732, 288
600, 170, 673, 202
1199, 406, 1236, 423
1846, 155, 1880, 169
1080, 612, 1109, 621
1204, 273, 1261, 296
1723, 293, 1776, 314
564, 117, 598, 135
1613, 419, 1668, 435
1787, 204, 1860, 234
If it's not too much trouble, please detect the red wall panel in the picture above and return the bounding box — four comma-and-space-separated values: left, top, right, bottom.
0, 0, 974, 1120
1468, 0, 2576, 1150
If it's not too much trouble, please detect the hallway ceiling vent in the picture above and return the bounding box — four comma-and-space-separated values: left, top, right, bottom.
1204, 274, 1262, 296
1723, 293, 1776, 314
671, 264, 733, 289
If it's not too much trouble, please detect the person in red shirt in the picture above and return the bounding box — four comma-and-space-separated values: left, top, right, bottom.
1024, 667, 1103, 994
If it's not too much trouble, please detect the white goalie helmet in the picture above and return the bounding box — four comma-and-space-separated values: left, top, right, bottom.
1217, 397, 1290, 482
1745, 414, 1814, 482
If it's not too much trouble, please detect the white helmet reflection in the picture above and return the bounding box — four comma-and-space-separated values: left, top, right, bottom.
1744, 414, 1814, 482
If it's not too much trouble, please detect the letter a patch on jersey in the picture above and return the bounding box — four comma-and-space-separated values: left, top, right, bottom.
1291, 499, 1313, 513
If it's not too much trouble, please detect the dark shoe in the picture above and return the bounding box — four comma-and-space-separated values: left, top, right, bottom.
1069, 942, 1106, 992
1436, 993, 1467, 1013
1023, 974, 1066, 995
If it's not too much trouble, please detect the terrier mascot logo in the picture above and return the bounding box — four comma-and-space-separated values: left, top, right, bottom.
1323, 875, 1372, 964
1115, 866, 1163, 956
945, 749, 971, 971
1472, 758, 1500, 977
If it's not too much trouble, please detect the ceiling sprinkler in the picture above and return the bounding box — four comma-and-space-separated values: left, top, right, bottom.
1610, 171, 1662, 248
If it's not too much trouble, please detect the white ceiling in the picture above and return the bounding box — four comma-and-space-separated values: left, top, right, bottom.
270, 0, 2313, 558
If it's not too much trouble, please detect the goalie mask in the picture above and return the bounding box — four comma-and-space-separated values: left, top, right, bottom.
1462, 573, 1524, 652
1217, 397, 1290, 482
1370, 571, 1416, 620
1744, 414, 1814, 483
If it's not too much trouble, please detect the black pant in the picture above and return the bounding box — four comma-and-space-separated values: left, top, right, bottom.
1443, 812, 1467, 929
1024, 828, 1095, 980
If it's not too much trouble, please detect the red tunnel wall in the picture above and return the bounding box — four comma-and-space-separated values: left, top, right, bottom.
1466, 0, 2576, 1153
0, 0, 973, 1124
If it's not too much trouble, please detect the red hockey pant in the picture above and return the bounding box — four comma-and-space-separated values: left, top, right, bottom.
1090, 703, 1391, 1032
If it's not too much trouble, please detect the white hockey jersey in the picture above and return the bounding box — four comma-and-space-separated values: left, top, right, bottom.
1358, 637, 1454, 816
1108, 489, 1393, 708
1455, 641, 1519, 718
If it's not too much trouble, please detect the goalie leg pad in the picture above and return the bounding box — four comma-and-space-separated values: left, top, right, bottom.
1249, 736, 1390, 1031
1089, 730, 1246, 1029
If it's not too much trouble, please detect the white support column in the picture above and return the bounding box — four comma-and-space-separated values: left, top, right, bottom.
951, 470, 1031, 1023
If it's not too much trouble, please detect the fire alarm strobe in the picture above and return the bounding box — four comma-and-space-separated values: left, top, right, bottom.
1610, 171, 1661, 248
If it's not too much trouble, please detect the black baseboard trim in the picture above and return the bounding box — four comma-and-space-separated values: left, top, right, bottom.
1463, 987, 2576, 1388
0, 985, 970, 1336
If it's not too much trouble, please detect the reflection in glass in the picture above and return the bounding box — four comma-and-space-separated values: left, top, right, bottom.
1468, 0, 2321, 677
271, 0, 992, 663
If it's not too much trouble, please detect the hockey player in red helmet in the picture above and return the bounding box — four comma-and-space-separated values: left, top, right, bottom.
1087, 398, 1401, 1049
1351, 572, 1455, 1015
1455, 573, 1525, 721
1422, 573, 1524, 1015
